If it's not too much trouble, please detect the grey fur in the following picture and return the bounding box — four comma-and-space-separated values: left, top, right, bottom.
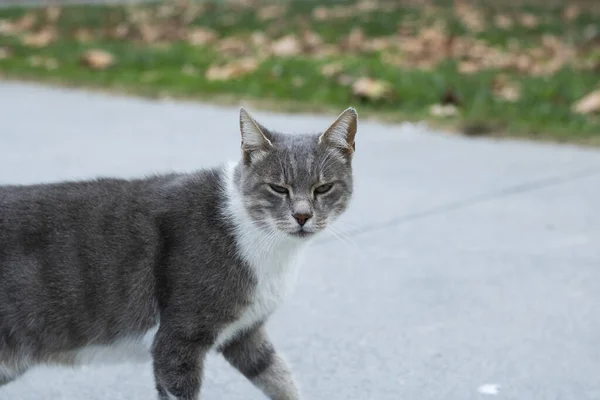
0, 108, 358, 399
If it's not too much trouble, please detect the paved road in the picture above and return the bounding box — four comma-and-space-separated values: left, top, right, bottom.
1, 81, 599, 400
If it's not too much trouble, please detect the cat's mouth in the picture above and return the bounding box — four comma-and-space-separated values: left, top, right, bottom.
289, 229, 315, 239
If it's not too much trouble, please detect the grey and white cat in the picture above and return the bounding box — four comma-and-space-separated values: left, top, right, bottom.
0, 107, 358, 399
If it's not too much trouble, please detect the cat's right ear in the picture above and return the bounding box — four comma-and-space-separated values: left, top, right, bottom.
239, 108, 273, 165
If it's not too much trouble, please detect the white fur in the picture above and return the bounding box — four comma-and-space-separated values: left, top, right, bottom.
216, 162, 309, 348
71, 325, 158, 365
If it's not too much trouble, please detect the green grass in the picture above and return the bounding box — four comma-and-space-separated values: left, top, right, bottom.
0, 0, 599, 145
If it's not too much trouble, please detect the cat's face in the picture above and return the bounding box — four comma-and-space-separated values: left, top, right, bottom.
237, 108, 357, 239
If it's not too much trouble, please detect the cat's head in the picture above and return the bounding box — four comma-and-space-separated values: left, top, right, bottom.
236, 107, 357, 239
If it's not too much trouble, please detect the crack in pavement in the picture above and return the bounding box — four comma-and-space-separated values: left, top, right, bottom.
319, 164, 600, 245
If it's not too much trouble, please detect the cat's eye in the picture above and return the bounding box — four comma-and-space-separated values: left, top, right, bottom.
314, 183, 334, 195
269, 184, 289, 194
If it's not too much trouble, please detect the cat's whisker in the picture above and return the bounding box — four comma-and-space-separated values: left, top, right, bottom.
326, 227, 353, 249
332, 221, 363, 234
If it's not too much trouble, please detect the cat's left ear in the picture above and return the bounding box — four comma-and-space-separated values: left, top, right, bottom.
319, 107, 358, 157
239, 108, 273, 165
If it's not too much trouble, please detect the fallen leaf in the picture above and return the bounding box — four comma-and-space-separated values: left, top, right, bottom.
270, 35, 302, 57
218, 37, 249, 57
302, 30, 323, 52
44, 6, 61, 24
321, 62, 344, 77
251, 31, 268, 47
493, 76, 521, 102
74, 28, 94, 42
430, 104, 458, 117
519, 13, 539, 29
455, 2, 484, 32
0, 46, 11, 60
459, 61, 480, 74
494, 14, 513, 29
342, 27, 366, 51
257, 4, 286, 21
312, 7, 329, 21
337, 74, 354, 86
205, 57, 259, 81
22, 28, 56, 47
352, 77, 394, 101
563, 5, 580, 21
0, 13, 36, 35
187, 27, 217, 45
80, 49, 116, 70
573, 90, 600, 114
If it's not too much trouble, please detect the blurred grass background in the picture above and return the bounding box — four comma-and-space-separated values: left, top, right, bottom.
0, 0, 599, 143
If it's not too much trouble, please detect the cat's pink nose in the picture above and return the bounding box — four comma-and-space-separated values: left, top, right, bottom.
293, 213, 312, 226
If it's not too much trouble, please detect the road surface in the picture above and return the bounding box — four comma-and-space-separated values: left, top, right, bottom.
1, 81, 599, 400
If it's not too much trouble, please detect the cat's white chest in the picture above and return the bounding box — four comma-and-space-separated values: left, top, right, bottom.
215, 236, 304, 348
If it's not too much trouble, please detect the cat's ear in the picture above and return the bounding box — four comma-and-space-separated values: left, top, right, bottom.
319, 107, 358, 157
239, 108, 273, 164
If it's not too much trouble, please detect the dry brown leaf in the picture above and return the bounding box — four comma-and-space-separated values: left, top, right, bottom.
22, 28, 56, 48
365, 37, 394, 52
257, 4, 286, 21
312, 7, 329, 21
80, 49, 116, 70
74, 28, 94, 42
337, 74, 354, 86
110, 23, 129, 39
430, 104, 458, 117
563, 5, 580, 21
205, 57, 259, 81
494, 14, 513, 29
0, 46, 11, 60
455, 2, 484, 32
320, 62, 344, 77
519, 13, 539, 29
251, 31, 268, 47
302, 30, 323, 52
270, 35, 302, 57
352, 77, 394, 101
493, 76, 521, 102
187, 27, 217, 45
342, 27, 366, 51
139, 23, 161, 43
459, 61, 481, 74
218, 37, 249, 57
573, 90, 600, 114
45, 6, 61, 24
0, 13, 36, 35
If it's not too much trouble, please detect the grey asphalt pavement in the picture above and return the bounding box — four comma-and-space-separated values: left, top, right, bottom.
1, 81, 600, 400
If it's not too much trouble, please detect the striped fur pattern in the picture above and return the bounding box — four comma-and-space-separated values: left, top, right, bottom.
0, 108, 358, 399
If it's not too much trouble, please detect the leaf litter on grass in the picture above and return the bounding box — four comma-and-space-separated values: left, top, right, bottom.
1, 0, 599, 139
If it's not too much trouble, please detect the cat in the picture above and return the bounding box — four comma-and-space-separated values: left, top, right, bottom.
0, 107, 358, 399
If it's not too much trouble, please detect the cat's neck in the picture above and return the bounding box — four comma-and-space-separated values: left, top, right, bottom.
221, 162, 309, 270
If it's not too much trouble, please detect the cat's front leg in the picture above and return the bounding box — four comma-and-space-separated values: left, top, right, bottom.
220, 326, 301, 400
152, 325, 213, 400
